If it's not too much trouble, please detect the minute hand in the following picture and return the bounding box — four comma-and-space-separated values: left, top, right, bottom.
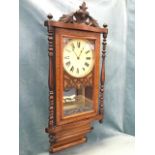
78, 48, 84, 58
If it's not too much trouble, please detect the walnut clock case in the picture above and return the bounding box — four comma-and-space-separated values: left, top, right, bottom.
44, 2, 108, 153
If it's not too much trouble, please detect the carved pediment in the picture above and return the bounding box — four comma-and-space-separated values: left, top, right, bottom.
59, 2, 99, 27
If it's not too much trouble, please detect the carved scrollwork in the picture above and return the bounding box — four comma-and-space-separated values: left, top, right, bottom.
64, 72, 93, 89
59, 2, 99, 27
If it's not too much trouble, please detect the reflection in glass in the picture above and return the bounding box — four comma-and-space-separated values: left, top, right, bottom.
63, 38, 95, 117
63, 87, 93, 116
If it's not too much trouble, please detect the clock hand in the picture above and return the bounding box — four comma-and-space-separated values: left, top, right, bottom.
72, 50, 79, 59
78, 48, 84, 59
65, 49, 78, 59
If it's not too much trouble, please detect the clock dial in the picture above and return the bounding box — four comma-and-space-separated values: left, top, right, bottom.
63, 39, 95, 78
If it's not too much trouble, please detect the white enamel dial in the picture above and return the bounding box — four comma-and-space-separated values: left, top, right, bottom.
63, 39, 95, 78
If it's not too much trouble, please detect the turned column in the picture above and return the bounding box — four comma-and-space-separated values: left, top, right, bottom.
99, 24, 108, 123
45, 14, 55, 130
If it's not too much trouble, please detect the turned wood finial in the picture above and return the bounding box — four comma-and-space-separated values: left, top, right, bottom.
44, 14, 53, 26
47, 14, 53, 20
103, 24, 108, 28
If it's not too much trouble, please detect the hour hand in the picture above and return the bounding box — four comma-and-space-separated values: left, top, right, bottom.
66, 49, 78, 58
72, 50, 79, 58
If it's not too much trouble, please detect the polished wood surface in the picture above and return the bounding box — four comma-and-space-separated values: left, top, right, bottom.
47, 15, 55, 129
99, 24, 108, 123
44, 2, 108, 153
47, 115, 102, 153
45, 21, 108, 33
55, 28, 100, 126
51, 137, 87, 152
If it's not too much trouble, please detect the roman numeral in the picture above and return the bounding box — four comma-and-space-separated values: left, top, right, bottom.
64, 56, 70, 59
86, 57, 91, 60
84, 62, 89, 67
76, 68, 79, 74
82, 67, 85, 71
77, 41, 80, 48
65, 61, 71, 67
70, 66, 74, 72
71, 43, 75, 51
85, 50, 90, 54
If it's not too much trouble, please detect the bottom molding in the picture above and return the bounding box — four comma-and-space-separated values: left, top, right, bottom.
49, 137, 87, 153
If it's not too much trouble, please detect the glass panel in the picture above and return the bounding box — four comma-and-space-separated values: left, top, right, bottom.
63, 38, 95, 78
63, 86, 93, 116
62, 37, 95, 117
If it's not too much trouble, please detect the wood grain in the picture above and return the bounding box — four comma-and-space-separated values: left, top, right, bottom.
50, 137, 87, 153
44, 2, 108, 152
45, 21, 108, 33
99, 24, 108, 123
55, 28, 100, 125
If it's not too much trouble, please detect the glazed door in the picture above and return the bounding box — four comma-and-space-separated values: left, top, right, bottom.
55, 28, 100, 125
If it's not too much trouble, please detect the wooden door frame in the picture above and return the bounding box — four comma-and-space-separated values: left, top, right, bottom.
55, 28, 100, 125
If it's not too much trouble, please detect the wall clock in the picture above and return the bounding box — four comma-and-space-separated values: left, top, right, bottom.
44, 2, 108, 153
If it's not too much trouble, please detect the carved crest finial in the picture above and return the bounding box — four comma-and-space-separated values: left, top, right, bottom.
79, 2, 88, 11
59, 2, 99, 27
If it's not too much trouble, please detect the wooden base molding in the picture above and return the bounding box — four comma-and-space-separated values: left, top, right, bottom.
44, 2, 108, 153
46, 116, 102, 153
50, 137, 87, 153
